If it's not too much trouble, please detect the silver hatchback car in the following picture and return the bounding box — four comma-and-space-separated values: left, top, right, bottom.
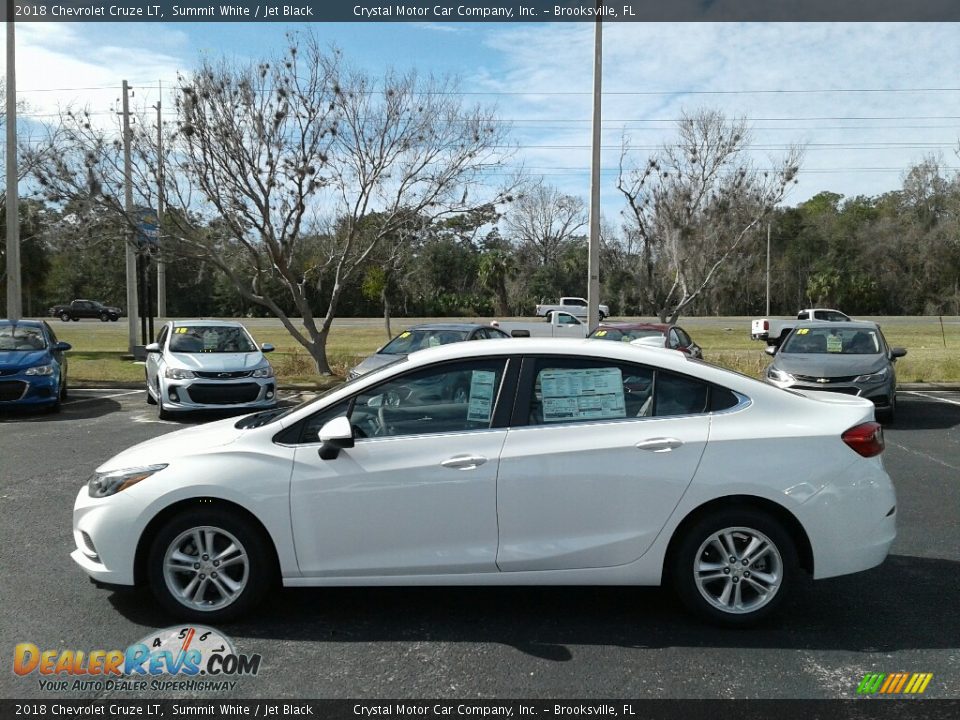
145, 321, 277, 420
763, 320, 907, 423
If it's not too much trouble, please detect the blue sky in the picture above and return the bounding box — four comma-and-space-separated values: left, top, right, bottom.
7, 21, 960, 217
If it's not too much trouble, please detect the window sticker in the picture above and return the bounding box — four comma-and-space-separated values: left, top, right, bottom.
202, 331, 220, 351
826, 334, 843, 353
467, 370, 497, 423
540, 367, 626, 423
175, 327, 189, 334
399, 331, 411, 338
594, 330, 607, 337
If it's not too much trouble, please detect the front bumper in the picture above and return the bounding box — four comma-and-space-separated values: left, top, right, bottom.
156, 377, 277, 413
71, 485, 138, 586
768, 376, 894, 409
0, 374, 59, 406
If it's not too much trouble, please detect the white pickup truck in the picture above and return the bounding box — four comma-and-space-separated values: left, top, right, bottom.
493, 311, 590, 338
751, 308, 852, 344
535, 296, 610, 321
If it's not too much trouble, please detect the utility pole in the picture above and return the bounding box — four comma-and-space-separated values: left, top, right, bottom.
765, 222, 771, 317
155, 82, 166, 319
5, 13, 21, 321
586, 3, 602, 331
121, 80, 140, 354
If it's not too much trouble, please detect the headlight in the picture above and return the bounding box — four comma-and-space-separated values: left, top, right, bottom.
164, 367, 196, 380
88, 464, 168, 498
766, 367, 794, 383
854, 367, 889, 383
251, 365, 274, 378
25, 364, 54, 376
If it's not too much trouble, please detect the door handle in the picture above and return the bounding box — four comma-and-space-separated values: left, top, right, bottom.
635, 437, 683, 453
440, 455, 488, 470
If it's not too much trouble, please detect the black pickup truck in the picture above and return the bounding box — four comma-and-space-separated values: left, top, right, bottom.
48, 299, 123, 322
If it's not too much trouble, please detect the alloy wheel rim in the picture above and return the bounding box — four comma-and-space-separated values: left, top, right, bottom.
163, 525, 249, 611
693, 526, 783, 615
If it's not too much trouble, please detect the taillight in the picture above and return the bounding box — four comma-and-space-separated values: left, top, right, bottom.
842, 422, 885, 457
763, 320, 769, 331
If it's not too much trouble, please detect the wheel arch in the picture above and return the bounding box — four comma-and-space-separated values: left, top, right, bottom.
133, 496, 281, 587
663, 494, 814, 578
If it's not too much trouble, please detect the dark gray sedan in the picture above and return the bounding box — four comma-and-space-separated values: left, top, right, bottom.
763, 320, 907, 423
348, 323, 511, 380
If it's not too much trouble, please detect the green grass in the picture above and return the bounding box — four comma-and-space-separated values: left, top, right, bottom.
42, 315, 960, 386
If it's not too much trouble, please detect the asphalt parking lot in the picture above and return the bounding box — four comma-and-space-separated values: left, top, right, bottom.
1, 388, 958, 699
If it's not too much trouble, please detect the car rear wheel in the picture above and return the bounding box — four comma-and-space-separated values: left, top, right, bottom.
99, 312, 109, 322
147, 509, 273, 622
59, 312, 70, 322
671, 508, 797, 626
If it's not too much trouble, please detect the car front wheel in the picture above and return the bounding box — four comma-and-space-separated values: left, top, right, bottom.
147, 509, 273, 622
60, 312, 71, 322
671, 509, 797, 626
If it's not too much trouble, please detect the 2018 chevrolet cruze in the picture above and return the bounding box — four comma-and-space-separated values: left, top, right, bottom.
144, 320, 277, 420
74, 338, 896, 626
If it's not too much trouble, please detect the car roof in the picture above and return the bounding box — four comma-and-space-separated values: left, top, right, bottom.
791, 320, 879, 330
598, 322, 673, 332
171, 320, 251, 328
0, 319, 44, 328
407, 323, 497, 331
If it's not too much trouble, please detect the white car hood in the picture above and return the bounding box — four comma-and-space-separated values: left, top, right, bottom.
166, 351, 265, 371
96, 415, 245, 472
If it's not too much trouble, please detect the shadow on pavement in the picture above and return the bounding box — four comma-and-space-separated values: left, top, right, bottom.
893, 392, 960, 431
105, 554, 958, 658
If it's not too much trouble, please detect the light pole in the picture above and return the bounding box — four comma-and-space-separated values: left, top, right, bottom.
6, 10, 22, 321
586, 3, 602, 331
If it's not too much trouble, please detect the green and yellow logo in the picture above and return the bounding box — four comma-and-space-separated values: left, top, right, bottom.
857, 672, 933, 695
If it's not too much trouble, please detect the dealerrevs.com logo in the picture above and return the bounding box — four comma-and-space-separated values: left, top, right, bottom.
13, 625, 261, 692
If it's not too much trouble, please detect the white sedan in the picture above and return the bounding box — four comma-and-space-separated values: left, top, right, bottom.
144, 320, 277, 420
73, 339, 896, 626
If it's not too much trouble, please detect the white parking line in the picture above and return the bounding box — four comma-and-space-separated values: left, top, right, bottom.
64, 390, 142, 405
901, 390, 960, 407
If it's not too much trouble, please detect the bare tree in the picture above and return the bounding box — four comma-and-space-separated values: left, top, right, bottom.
25, 33, 513, 375
504, 181, 586, 268
618, 109, 802, 322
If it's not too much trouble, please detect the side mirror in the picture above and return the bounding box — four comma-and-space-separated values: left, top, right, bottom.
145, 342, 161, 353
890, 347, 907, 359
261, 343, 275, 353
54, 341, 72, 352
764, 345, 777, 356
318, 416, 354, 460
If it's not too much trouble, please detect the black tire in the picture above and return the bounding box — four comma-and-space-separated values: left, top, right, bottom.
146, 375, 157, 405
877, 395, 896, 425
670, 508, 797, 627
110, 315, 119, 322
599, 312, 606, 321
60, 378, 68, 401
99, 312, 109, 322
72, 317, 80, 322
147, 508, 274, 622
157, 387, 172, 420
60, 312, 71, 322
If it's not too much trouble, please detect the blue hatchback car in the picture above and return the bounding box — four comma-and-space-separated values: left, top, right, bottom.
0, 320, 71, 411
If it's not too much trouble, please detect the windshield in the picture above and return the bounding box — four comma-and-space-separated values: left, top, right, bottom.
590, 328, 665, 342
169, 325, 258, 353
0, 325, 47, 351
380, 329, 469, 355
781, 327, 881, 355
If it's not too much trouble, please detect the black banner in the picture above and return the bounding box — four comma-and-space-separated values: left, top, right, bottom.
4, 0, 960, 23
2, 700, 959, 720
